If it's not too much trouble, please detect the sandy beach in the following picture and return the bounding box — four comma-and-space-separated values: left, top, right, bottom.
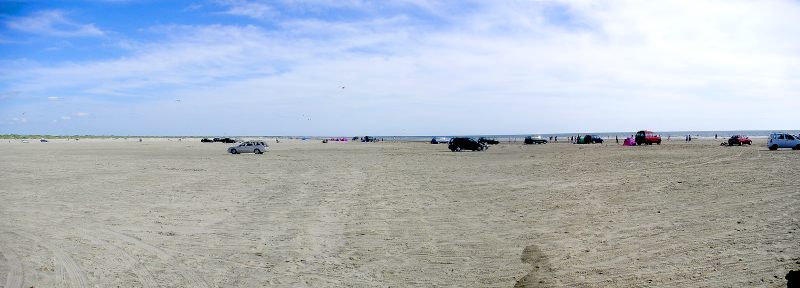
0, 138, 797, 287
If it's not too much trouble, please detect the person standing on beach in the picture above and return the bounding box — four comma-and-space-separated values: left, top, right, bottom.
615, 135, 619, 144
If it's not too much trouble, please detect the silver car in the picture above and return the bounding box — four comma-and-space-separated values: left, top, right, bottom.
228, 141, 268, 154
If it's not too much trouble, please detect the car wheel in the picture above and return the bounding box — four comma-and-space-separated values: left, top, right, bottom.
254, 149, 262, 154
230, 149, 238, 154
738, 142, 742, 146
456, 147, 462, 152
769, 145, 778, 151
794, 144, 800, 150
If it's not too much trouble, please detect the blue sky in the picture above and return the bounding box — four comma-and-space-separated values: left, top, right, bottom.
1, 0, 799, 136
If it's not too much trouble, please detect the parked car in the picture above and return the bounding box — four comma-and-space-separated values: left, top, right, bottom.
590, 135, 604, 144
201, 138, 214, 143
767, 133, 800, 150
40, 139, 48, 143
362, 136, 376, 142
524, 136, 548, 144
727, 135, 752, 146
228, 141, 268, 154
575, 135, 594, 144
478, 137, 500, 145
448, 137, 488, 152
431, 137, 449, 144
635, 130, 661, 145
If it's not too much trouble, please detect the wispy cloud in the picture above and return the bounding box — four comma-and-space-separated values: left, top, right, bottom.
1, 1, 799, 135
0, 91, 22, 100
6, 10, 105, 37
215, 0, 274, 19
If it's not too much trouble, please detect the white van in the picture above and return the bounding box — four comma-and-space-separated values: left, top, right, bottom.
767, 133, 800, 150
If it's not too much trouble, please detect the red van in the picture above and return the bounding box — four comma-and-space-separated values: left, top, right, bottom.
635, 130, 661, 145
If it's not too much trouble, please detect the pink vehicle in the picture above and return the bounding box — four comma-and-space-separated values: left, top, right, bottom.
623, 137, 636, 146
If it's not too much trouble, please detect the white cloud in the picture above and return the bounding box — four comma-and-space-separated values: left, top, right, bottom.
75, 112, 89, 117
61, 116, 71, 120
6, 10, 105, 37
47, 96, 61, 101
2, 1, 799, 134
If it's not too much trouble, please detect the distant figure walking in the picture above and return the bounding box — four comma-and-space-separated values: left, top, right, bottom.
615, 135, 619, 144
715, 134, 718, 139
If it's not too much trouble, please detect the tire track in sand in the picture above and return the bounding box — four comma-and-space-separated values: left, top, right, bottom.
0, 240, 24, 288
93, 228, 210, 288
684, 148, 746, 168
8, 230, 89, 288
76, 228, 158, 288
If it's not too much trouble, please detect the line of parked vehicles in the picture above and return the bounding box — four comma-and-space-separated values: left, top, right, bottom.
205, 130, 800, 155
432, 130, 800, 152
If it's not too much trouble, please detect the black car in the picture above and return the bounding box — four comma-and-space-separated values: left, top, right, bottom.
216, 137, 236, 143
362, 136, 376, 142
590, 135, 604, 144
478, 137, 500, 145
448, 137, 488, 152
524, 136, 548, 144
201, 138, 214, 143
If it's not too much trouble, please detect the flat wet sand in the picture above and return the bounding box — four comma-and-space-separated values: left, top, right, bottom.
0, 138, 797, 287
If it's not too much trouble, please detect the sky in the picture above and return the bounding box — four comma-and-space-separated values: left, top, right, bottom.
1, 0, 799, 136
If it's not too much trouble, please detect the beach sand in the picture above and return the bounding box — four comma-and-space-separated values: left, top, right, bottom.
0, 138, 797, 287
